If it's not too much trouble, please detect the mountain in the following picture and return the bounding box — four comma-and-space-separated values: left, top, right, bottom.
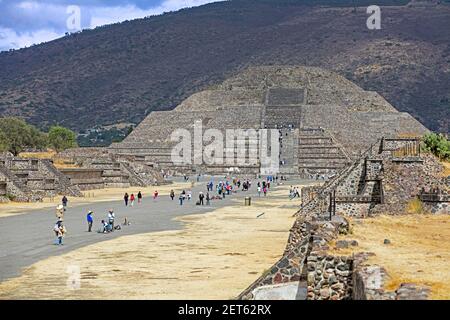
0, 0, 449, 136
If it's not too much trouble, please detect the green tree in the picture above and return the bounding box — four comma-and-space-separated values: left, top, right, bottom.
0, 129, 10, 152
0, 117, 48, 155
48, 125, 78, 151
422, 133, 450, 161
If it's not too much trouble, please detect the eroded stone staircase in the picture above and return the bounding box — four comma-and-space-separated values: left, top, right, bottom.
297, 128, 350, 179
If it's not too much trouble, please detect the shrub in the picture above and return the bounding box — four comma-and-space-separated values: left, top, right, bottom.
406, 198, 425, 214
422, 133, 450, 161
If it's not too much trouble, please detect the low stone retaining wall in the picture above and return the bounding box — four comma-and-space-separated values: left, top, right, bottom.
352, 253, 430, 300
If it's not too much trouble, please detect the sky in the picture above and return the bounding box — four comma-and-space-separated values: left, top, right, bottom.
0, 0, 221, 52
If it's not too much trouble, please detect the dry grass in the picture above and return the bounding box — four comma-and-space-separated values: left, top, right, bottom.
0, 185, 298, 299
18, 150, 56, 159
329, 214, 450, 299
441, 161, 450, 177
406, 198, 426, 214
18, 150, 79, 169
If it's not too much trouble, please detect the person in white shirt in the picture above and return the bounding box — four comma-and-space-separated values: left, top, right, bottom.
107, 209, 115, 231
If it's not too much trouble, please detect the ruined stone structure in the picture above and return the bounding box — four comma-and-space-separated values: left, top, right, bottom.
57, 148, 166, 190
239, 137, 449, 300
111, 66, 428, 178
0, 147, 166, 201
0, 153, 82, 202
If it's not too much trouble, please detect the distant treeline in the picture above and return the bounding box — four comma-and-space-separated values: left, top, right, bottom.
0, 117, 77, 155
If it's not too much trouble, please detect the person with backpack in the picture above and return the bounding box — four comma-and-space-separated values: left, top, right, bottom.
53, 220, 66, 245
137, 191, 142, 204
87, 211, 93, 232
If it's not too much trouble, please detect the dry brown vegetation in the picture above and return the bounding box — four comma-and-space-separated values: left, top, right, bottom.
330, 214, 450, 299
18, 150, 79, 169
442, 161, 450, 177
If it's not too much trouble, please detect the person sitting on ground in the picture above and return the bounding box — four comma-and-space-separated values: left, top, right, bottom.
100, 220, 110, 233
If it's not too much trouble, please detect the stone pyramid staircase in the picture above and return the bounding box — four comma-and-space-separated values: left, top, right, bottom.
297, 128, 351, 179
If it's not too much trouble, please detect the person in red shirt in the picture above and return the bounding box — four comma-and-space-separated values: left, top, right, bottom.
130, 193, 135, 206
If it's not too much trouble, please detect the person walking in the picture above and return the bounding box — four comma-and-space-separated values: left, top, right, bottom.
87, 210, 93, 232
124, 193, 129, 206
206, 192, 210, 206
170, 189, 175, 200
55, 204, 64, 221
153, 190, 159, 200
61, 196, 68, 210
199, 192, 204, 205
257, 186, 261, 197
179, 193, 184, 205
108, 209, 115, 231
53, 220, 66, 245
130, 193, 135, 207
137, 191, 142, 204
263, 186, 267, 197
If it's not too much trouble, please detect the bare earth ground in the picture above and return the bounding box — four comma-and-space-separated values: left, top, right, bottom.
0, 186, 298, 299
329, 214, 450, 299
0, 182, 192, 218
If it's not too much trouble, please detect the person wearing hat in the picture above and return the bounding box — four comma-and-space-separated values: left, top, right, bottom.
55, 204, 64, 221
86, 210, 94, 232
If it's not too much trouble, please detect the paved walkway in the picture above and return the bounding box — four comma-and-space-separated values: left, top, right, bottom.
0, 177, 306, 283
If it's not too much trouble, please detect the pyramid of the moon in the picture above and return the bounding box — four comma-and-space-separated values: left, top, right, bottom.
110, 66, 428, 177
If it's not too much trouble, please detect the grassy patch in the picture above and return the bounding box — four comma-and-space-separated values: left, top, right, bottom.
406, 198, 426, 214
329, 214, 450, 299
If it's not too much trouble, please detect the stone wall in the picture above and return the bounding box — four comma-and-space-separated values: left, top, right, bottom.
307, 253, 353, 300
239, 216, 350, 300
